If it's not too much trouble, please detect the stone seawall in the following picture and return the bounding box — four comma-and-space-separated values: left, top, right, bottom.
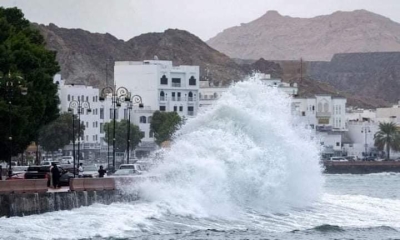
0, 190, 138, 218
324, 161, 400, 174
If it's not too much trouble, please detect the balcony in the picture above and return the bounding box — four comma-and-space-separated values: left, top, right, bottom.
316, 112, 331, 118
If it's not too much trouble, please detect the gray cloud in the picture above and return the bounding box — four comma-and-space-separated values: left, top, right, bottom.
1, 0, 399, 40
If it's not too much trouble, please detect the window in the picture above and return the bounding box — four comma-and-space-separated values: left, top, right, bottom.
72, 96, 75, 101
336, 142, 340, 147
93, 135, 96, 141
188, 92, 193, 101
100, 108, 104, 119
172, 78, 181, 87
189, 76, 196, 86
148, 116, 152, 123
86, 135, 88, 141
93, 96, 95, 102
324, 103, 329, 112
174, 106, 177, 112
149, 130, 154, 138
301, 111, 305, 116
100, 123, 104, 133
110, 109, 113, 119
160, 91, 165, 101
160, 106, 166, 111
81, 95, 84, 101
93, 122, 96, 128
115, 110, 119, 119
188, 106, 194, 116
160, 75, 168, 85
179, 106, 183, 112
140, 116, 147, 123
86, 96, 89, 102
172, 92, 176, 101
68, 95, 71, 101
86, 122, 89, 128
177, 92, 181, 101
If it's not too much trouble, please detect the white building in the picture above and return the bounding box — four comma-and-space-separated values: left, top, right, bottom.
343, 121, 379, 158
198, 73, 298, 108
114, 60, 200, 144
376, 101, 400, 124
292, 94, 347, 157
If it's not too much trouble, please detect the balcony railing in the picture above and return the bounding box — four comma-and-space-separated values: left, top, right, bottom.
316, 112, 331, 118
171, 96, 176, 101
177, 97, 181, 101
188, 97, 193, 102
172, 83, 181, 87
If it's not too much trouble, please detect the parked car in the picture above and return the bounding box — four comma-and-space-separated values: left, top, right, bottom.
24, 166, 50, 179
111, 169, 141, 176
362, 156, 376, 161
329, 157, 347, 162
119, 164, 144, 173
82, 165, 99, 178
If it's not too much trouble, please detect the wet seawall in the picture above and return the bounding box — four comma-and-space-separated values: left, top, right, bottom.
0, 190, 138, 218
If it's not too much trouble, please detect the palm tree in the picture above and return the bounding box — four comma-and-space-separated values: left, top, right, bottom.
374, 122, 400, 160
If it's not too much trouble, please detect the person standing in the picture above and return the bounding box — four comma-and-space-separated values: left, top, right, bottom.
78, 163, 84, 178
51, 163, 60, 188
98, 165, 106, 178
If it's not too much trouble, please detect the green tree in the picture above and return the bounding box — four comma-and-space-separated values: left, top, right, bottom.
374, 122, 400, 160
150, 111, 183, 145
0, 7, 60, 160
104, 120, 142, 152
39, 113, 85, 152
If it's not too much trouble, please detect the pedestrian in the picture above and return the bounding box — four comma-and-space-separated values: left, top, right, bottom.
78, 163, 84, 178
51, 163, 60, 188
98, 165, 106, 178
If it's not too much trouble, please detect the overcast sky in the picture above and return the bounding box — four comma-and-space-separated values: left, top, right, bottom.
1, 0, 400, 41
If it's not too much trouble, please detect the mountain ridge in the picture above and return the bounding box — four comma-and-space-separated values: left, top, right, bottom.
207, 9, 400, 61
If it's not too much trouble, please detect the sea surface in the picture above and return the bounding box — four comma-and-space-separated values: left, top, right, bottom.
1, 78, 399, 240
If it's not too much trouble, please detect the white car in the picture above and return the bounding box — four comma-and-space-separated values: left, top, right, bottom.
119, 164, 144, 173
82, 165, 100, 178
330, 157, 348, 162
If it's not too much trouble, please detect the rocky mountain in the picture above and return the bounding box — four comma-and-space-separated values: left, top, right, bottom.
207, 10, 400, 61
308, 52, 400, 104
34, 23, 386, 108
34, 23, 245, 87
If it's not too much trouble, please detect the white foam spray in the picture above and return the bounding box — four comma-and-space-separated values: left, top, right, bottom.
135, 76, 324, 218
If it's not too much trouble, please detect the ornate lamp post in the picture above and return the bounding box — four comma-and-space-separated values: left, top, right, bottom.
361, 126, 371, 158
126, 95, 143, 164
0, 72, 28, 178
68, 99, 91, 176
99, 86, 130, 171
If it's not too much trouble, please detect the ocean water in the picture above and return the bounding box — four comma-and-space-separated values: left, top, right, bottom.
1, 78, 400, 240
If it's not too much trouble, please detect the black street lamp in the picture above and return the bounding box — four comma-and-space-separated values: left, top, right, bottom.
0, 72, 28, 178
100, 86, 130, 171
126, 95, 143, 164
68, 99, 91, 176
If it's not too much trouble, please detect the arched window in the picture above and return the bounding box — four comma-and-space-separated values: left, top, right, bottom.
160, 75, 168, 85
189, 76, 196, 86
140, 116, 147, 123
148, 116, 152, 123
318, 103, 322, 112
160, 91, 165, 101
324, 103, 329, 112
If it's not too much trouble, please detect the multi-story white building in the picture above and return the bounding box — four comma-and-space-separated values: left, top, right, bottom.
114, 59, 200, 145
376, 101, 400, 124
292, 94, 347, 157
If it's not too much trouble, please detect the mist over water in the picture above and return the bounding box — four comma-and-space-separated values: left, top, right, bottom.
135, 77, 324, 218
